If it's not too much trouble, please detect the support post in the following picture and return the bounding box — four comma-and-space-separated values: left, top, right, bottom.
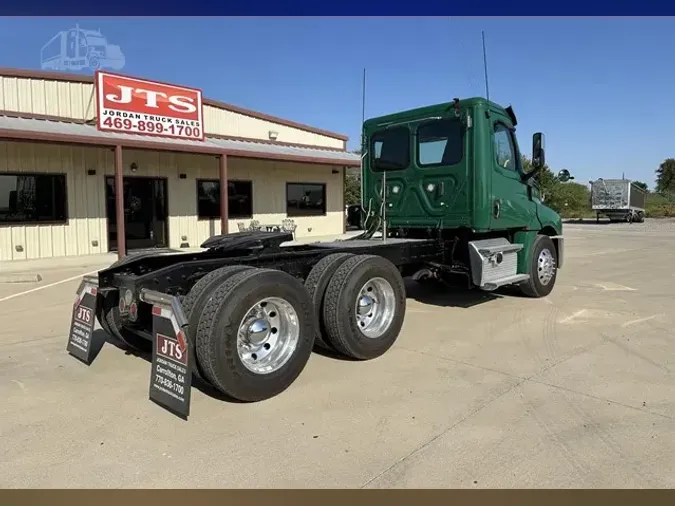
219, 154, 229, 234
342, 166, 347, 234
114, 145, 126, 259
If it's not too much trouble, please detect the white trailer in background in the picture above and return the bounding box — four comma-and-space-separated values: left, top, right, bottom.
590, 178, 647, 223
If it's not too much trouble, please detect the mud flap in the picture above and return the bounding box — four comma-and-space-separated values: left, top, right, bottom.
66, 276, 99, 365
140, 289, 193, 420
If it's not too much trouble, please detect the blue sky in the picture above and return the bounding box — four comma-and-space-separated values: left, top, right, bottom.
0, 16, 674, 188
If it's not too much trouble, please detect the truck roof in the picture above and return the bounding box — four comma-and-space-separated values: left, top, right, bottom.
363, 97, 508, 129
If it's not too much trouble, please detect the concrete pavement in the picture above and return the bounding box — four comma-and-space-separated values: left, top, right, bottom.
0, 219, 674, 488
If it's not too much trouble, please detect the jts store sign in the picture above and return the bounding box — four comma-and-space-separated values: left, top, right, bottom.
95, 71, 204, 141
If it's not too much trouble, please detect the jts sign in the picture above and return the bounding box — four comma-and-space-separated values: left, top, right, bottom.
95, 71, 204, 141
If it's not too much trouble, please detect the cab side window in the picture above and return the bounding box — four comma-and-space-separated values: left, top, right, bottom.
493, 123, 516, 171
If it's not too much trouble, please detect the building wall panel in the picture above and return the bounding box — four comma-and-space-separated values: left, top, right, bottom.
192, 158, 344, 245
0, 141, 344, 261
0, 76, 96, 121
203, 106, 344, 149
44, 80, 60, 117
0, 76, 345, 149
30, 80, 47, 115
0, 141, 113, 261
2, 77, 19, 112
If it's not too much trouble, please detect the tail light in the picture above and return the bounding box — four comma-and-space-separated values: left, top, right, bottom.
118, 289, 134, 314
128, 302, 138, 322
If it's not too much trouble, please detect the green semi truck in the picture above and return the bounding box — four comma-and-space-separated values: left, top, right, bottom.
67, 97, 572, 413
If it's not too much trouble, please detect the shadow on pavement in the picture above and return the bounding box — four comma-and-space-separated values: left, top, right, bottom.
564, 218, 618, 226
98, 329, 246, 404
404, 277, 501, 308
311, 345, 359, 362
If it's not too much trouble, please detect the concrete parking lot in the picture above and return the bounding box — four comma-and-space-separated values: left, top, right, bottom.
1, 219, 674, 488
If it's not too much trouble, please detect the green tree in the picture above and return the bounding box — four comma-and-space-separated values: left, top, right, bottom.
655, 158, 675, 194
544, 181, 591, 217
521, 155, 590, 217
344, 148, 363, 205
521, 156, 557, 202
344, 174, 361, 206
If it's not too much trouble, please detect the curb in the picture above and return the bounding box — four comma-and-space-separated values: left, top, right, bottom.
0, 273, 43, 284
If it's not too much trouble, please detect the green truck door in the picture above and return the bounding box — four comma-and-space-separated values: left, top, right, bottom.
489, 118, 538, 230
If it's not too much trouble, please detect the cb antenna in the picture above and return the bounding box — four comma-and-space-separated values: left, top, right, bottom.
359, 68, 367, 214
361, 67, 366, 134
482, 30, 490, 103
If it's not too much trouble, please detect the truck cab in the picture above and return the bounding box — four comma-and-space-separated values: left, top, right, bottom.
361, 97, 570, 296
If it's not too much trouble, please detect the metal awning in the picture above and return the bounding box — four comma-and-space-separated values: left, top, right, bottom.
0, 115, 361, 167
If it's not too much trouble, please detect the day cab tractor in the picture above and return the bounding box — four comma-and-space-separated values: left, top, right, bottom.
75, 97, 573, 405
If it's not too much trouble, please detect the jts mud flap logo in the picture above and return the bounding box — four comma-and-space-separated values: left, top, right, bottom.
149, 303, 192, 420
156, 333, 187, 366
66, 281, 98, 364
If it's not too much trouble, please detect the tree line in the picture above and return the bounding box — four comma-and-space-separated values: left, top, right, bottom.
344, 154, 675, 219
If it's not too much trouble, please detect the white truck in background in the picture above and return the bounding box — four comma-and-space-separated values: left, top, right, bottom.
590, 178, 647, 223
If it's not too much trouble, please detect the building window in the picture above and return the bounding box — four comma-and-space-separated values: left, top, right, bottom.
0, 173, 67, 224
196, 179, 253, 219
286, 182, 326, 217
417, 118, 464, 167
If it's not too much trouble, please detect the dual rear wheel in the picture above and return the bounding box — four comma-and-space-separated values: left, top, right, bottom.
186, 255, 407, 402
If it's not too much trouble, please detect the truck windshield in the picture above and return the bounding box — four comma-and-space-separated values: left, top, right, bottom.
370, 126, 410, 172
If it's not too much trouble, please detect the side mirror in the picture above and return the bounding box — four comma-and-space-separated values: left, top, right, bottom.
558, 169, 574, 182
532, 132, 545, 170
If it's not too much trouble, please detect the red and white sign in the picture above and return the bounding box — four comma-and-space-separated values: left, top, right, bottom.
95, 71, 204, 141
156, 333, 187, 366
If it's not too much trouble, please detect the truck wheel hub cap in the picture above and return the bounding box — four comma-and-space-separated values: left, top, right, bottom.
354, 277, 396, 339
246, 319, 270, 345
537, 248, 555, 285
237, 297, 299, 375
357, 296, 374, 315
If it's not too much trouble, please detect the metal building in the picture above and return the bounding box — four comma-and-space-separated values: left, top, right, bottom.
0, 68, 360, 261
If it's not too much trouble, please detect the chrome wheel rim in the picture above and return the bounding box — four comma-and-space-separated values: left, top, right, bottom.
354, 277, 396, 339
236, 297, 299, 375
537, 248, 556, 286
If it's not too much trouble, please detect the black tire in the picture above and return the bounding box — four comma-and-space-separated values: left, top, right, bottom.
96, 293, 113, 337
101, 293, 152, 352
181, 265, 254, 383
195, 268, 316, 402
303, 253, 355, 351
322, 255, 406, 360
518, 235, 558, 298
